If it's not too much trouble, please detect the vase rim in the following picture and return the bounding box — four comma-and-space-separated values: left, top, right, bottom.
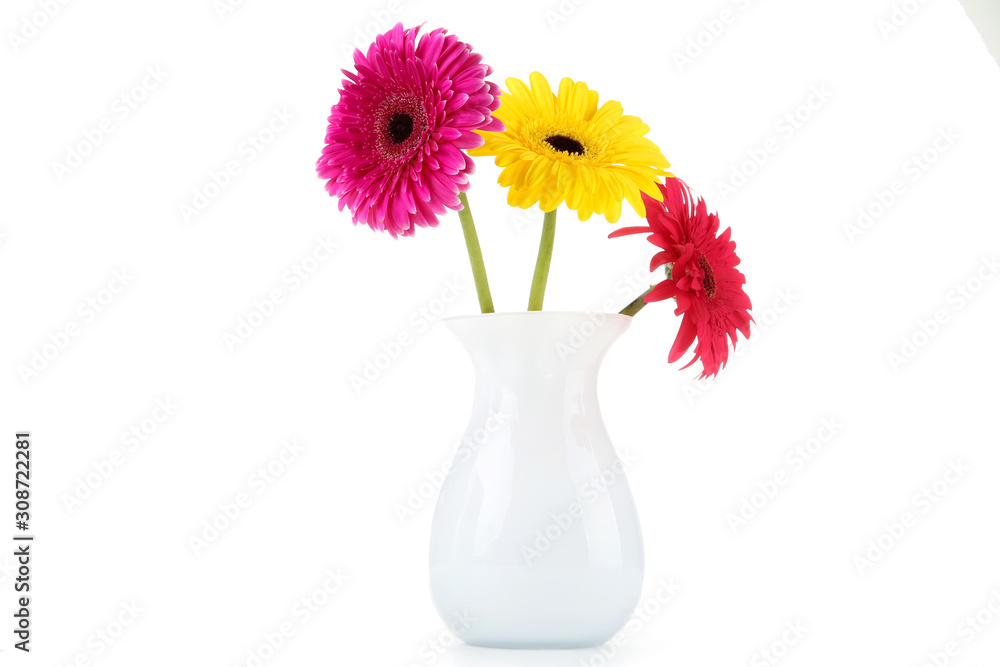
444, 311, 633, 323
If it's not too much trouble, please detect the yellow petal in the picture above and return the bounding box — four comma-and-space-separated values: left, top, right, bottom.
605, 196, 622, 223
529, 72, 556, 115
505, 77, 535, 113
525, 155, 553, 187
591, 100, 623, 133
556, 77, 593, 118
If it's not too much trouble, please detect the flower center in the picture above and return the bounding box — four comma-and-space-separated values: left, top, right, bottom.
544, 134, 585, 156
388, 112, 414, 144
372, 94, 427, 161
698, 255, 716, 299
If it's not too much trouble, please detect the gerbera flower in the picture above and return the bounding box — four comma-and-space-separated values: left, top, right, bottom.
316, 24, 502, 238
469, 72, 670, 223
611, 178, 752, 378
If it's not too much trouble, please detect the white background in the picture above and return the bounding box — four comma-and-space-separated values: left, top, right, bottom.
2, 0, 1000, 665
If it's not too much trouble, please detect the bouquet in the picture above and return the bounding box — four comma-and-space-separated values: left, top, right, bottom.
316, 23, 753, 378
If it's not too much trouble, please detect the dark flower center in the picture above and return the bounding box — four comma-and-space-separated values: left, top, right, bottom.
698, 256, 716, 299
388, 112, 414, 144
544, 134, 585, 156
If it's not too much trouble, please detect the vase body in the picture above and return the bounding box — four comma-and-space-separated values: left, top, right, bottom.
429, 312, 643, 649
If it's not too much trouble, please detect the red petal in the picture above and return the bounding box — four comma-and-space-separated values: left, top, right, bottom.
668, 315, 697, 363
646, 281, 678, 302
608, 225, 650, 239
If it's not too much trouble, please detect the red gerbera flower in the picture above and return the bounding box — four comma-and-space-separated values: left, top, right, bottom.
610, 178, 752, 378
317, 23, 502, 238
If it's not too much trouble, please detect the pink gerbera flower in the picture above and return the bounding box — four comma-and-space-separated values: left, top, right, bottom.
611, 178, 752, 378
317, 23, 502, 238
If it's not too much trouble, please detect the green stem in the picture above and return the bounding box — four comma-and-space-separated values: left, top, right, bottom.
527, 208, 557, 311
619, 285, 656, 317
457, 192, 494, 314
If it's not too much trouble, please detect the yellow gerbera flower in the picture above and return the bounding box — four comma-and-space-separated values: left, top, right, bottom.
470, 72, 671, 223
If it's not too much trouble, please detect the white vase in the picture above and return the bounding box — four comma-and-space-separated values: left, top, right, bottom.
429, 311, 644, 649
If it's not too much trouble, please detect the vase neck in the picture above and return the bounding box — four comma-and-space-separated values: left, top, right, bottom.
445, 312, 631, 377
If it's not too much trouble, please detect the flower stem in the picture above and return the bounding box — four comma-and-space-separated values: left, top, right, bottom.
457, 191, 494, 314
619, 285, 656, 317
527, 208, 557, 311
